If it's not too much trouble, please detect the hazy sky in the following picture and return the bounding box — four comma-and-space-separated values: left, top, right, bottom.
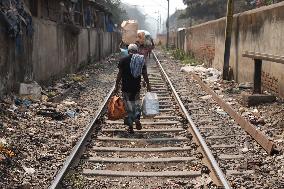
121, 0, 186, 36
121, 0, 186, 22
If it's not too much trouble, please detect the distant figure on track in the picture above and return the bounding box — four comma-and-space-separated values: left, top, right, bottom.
114, 44, 151, 133
146, 37, 155, 59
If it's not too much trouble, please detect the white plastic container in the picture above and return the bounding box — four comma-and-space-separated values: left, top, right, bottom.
142, 92, 159, 117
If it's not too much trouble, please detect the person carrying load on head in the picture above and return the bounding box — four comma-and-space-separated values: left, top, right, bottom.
114, 44, 151, 134
135, 31, 148, 58
146, 37, 155, 59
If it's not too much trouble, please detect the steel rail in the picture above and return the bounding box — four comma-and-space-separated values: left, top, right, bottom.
153, 51, 232, 189
191, 73, 277, 155
49, 85, 115, 189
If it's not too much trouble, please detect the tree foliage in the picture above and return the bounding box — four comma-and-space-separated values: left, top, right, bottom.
98, 0, 128, 24
181, 0, 284, 22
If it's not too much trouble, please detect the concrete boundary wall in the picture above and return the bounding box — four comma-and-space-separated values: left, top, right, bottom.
169, 2, 284, 97
0, 18, 121, 95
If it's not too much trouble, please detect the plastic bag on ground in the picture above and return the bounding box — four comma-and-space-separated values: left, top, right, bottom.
108, 96, 127, 120
142, 92, 159, 117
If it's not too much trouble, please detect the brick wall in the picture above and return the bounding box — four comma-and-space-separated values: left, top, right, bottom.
262, 72, 279, 95
172, 2, 284, 98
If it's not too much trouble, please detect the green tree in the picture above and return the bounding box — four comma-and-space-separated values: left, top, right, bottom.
98, 0, 128, 24
181, 0, 267, 24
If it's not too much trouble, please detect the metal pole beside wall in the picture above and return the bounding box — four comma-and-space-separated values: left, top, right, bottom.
223, 0, 234, 80
254, 59, 262, 94
166, 0, 169, 49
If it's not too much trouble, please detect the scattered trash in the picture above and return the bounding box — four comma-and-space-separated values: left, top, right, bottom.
6, 128, 15, 132
22, 164, 35, 175
41, 95, 49, 102
71, 75, 85, 82
14, 98, 22, 106
226, 87, 240, 94
0, 138, 8, 146
241, 147, 249, 153
0, 141, 15, 159
200, 95, 212, 100
239, 107, 246, 114
241, 140, 250, 153
94, 163, 105, 170
238, 82, 253, 89
19, 82, 42, 100
181, 65, 221, 83
66, 110, 76, 118
37, 109, 66, 121
216, 108, 227, 116
181, 65, 207, 73
14, 98, 32, 108
62, 100, 77, 107
22, 99, 32, 107
252, 109, 259, 114
46, 91, 57, 98
8, 104, 18, 112
0, 52, 124, 187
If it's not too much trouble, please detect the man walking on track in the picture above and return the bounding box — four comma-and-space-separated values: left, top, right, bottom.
114, 44, 151, 133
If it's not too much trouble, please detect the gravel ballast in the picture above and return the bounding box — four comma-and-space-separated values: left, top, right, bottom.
0, 55, 118, 188
155, 49, 284, 189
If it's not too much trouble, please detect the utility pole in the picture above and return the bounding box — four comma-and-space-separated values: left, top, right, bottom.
157, 15, 159, 34
166, 0, 169, 49
158, 10, 161, 33
159, 12, 161, 31
223, 0, 234, 80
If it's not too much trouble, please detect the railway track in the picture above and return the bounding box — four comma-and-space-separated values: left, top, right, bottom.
154, 51, 283, 189
48, 52, 280, 188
